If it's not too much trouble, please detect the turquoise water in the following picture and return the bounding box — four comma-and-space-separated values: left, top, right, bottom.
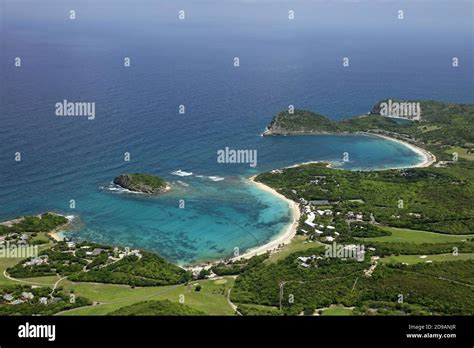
1, 1, 472, 264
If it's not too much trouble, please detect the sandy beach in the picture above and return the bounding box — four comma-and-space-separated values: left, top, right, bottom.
185, 133, 436, 270
0, 212, 72, 242
229, 176, 301, 262
48, 229, 65, 242
362, 132, 437, 168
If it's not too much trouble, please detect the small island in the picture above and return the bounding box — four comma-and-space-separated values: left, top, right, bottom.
113, 173, 170, 194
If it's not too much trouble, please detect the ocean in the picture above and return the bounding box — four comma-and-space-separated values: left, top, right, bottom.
1, 0, 473, 264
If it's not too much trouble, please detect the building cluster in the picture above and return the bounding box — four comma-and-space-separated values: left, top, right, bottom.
65, 242, 142, 261
1, 291, 60, 306
23, 254, 49, 267
296, 254, 323, 268
0, 232, 31, 246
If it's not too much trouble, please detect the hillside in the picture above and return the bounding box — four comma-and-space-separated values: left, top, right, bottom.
263, 100, 474, 148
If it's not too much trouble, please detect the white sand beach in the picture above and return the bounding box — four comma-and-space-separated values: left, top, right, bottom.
229, 176, 301, 262
366, 133, 437, 168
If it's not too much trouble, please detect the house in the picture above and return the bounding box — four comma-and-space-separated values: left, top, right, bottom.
39, 297, 48, 305
304, 212, 316, 228
21, 292, 34, 300
309, 200, 330, 206
91, 248, 103, 256
314, 229, 323, 235
324, 236, 335, 242
66, 241, 76, 249
297, 256, 310, 263
326, 226, 335, 230
3, 294, 14, 301
24, 255, 48, 267
87, 248, 104, 256
11, 299, 25, 305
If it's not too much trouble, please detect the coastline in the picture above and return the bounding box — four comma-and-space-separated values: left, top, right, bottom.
184, 132, 436, 270
0, 212, 72, 242
47, 213, 74, 242
364, 132, 436, 168
263, 129, 437, 169
183, 176, 301, 271
230, 176, 301, 261
2, 133, 436, 271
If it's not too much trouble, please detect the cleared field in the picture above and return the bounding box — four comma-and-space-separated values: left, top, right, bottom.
379, 253, 474, 265
30, 232, 51, 244
320, 306, 354, 316
359, 227, 472, 244
0, 258, 24, 286
59, 277, 236, 316
0, 242, 56, 286
444, 146, 474, 161
265, 236, 322, 264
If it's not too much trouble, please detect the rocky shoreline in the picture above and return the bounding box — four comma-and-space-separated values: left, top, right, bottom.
113, 174, 171, 194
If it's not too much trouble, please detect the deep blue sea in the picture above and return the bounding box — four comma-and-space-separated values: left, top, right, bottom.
1, 0, 473, 264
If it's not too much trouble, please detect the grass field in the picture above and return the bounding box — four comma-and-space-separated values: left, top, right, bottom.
444, 146, 474, 161
58, 277, 236, 316
0, 258, 25, 286
0, 242, 55, 286
359, 227, 472, 244
265, 236, 322, 264
379, 253, 474, 265
30, 232, 51, 244
320, 306, 354, 316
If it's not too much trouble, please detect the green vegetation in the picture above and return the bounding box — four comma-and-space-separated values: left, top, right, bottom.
256, 163, 474, 235
366, 241, 474, 257
108, 299, 204, 316
265, 235, 322, 264
379, 253, 474, 265
265, 110, 339, 134
361, 227, 472, 243
231, 247, 369, 315
0, 284, 90, 315
237, 303, 282, 316
59, 277, 236, 315
444, 146, 474, 161
1, 100, 472, 317
0, 213, 67, 235
68, 252, 190, 286
113, 173, 168, 194
7, 241, 191, 287
265, 100, 474, 149
231, 252, 474, 315
320, 306, 354, 316
211, 254, 268, 276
